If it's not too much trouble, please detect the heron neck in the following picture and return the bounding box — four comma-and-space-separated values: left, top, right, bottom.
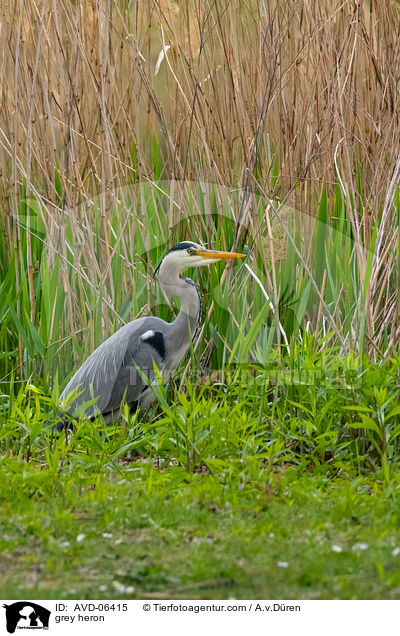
160, 274, 202, 338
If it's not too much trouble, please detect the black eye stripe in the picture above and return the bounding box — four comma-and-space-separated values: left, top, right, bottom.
167, 241, 198, 253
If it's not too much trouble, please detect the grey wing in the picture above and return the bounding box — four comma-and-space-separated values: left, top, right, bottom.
102, 326, 167, 415
60, 317, 167, 418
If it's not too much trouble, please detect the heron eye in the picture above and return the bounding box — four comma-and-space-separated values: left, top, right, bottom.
187, 248, 194, 255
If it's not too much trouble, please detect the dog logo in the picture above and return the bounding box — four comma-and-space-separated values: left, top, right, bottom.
3, 602, 50, 633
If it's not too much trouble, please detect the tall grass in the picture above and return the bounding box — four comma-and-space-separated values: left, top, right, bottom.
1, 345, 399, 480
0, 0, 399, 391
0, 179, 393, 387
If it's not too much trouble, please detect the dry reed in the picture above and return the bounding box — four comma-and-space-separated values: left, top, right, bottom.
0, 0, 399, 367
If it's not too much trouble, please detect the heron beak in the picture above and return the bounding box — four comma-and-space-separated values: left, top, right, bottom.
196, 249, 245, 260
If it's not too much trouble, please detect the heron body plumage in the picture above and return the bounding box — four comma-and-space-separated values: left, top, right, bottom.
55, 241, 244, 427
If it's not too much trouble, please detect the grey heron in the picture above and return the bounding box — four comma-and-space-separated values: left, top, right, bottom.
56, 241, 244, 427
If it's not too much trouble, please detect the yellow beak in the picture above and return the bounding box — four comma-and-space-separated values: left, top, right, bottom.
196, 249, 245, 260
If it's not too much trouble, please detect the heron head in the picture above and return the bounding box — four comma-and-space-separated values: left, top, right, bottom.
160, 241, 245, 273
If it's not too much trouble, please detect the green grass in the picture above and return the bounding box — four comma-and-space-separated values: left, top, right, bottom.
2, 458, 400, 599
0, 345, 399, 599
2, 343, 399, 475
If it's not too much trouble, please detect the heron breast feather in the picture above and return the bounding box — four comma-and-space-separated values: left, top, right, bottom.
140, 330, 166, 360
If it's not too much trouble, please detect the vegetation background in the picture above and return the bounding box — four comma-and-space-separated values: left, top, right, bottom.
0, 0, 399, 599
